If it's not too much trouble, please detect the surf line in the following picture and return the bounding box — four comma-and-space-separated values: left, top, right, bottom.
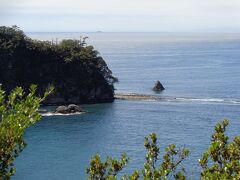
114, 93, 240, 105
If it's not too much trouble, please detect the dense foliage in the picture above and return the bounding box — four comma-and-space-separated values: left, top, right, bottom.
199, 119, 240, 179
0, 85, 53, 179
87, 120, 240, 180
0, 26, 116, 104
86, 153, 129, 180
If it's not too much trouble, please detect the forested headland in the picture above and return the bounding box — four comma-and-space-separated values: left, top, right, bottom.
0, 26, 116, 104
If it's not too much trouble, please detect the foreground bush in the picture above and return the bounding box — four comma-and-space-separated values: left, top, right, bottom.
87, 133, 189, 180
0, 85, 52, 179
87, 120, 240, 179
199, 119, 240, 179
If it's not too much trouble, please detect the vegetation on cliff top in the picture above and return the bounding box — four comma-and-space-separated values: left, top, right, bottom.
0, 25, 116, 104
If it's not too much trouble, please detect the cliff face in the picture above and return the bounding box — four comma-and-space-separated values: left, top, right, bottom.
0, 26, 115, 104
45, 82, 114, 104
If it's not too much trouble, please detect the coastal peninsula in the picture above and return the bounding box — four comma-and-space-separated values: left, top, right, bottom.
0, 26, 116, 104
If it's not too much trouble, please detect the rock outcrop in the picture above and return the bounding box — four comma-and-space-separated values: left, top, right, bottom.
55, 104, 84, 114
44, 83, 114, 105
153, 81, 165, 92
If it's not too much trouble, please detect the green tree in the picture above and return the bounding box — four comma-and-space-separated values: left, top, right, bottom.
199, 119, 240, 179
142, 133, 189, 180
0, 85, 53, 179
87, 133, 189, 180
86, 153, 129, 180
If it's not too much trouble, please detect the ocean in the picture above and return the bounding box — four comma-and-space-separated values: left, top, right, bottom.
13, 32, 240, 179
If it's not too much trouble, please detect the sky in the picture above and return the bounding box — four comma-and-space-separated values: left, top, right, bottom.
1, 0, 240, 32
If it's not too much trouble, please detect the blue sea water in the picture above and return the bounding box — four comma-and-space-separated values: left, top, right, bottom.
13, 32, 240, 179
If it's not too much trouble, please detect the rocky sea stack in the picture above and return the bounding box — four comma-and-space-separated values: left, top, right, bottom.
0, 26, 116, 104
153, 80, 165, 92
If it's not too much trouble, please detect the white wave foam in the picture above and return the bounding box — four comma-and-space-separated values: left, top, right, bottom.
168, 97, 240, 104
176, 97, 224, 102
41, 112, 84, 116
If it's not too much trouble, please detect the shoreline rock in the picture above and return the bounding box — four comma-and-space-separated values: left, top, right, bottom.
55, 104, 84, 114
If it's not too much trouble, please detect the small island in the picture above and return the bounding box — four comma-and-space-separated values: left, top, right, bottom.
153, 80, 165, 92
0, 26, 116, 105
